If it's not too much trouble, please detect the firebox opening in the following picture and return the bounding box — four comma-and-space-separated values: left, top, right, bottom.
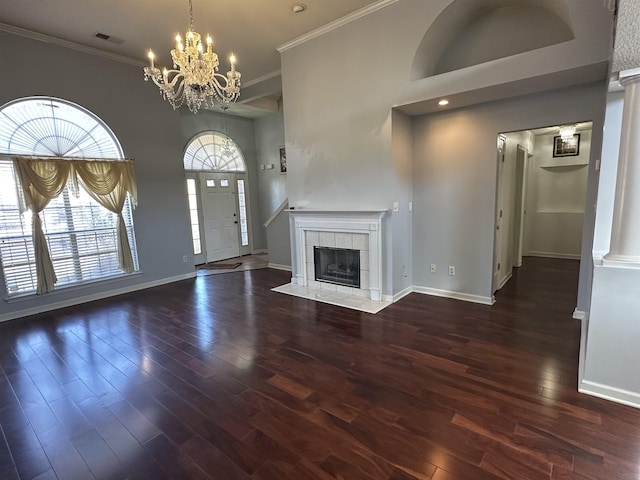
314, 246, 361, 288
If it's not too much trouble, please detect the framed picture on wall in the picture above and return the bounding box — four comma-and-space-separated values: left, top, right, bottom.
279, 146, 287, 174
553, 134, 580, 157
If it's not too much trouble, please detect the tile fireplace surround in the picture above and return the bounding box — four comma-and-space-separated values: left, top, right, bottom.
272, 210, 391, 314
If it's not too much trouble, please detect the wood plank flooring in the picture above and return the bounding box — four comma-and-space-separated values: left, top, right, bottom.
1, 257, 639, 479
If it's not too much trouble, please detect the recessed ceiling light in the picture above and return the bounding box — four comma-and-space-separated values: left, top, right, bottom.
292, 4, 307, 13
438, 99, 449, 106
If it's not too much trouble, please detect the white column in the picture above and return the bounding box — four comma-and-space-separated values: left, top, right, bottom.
604, 69, 640, 266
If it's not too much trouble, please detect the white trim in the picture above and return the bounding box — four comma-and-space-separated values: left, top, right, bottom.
526, 251, 581, 260
412, 286, 495, 306
264, 198, 289, 228
252, 249, 268, 254
392, 286, 413, 302
242, 70, 281, 88
573, 308, 586, 320
577, 312, 588, 387
277, 0, 399, 52
268, 263, 292, 272
497, 271, 513, 290
579, 379, 640, 409
0, 22, 145, 67
0, 272, 196, 323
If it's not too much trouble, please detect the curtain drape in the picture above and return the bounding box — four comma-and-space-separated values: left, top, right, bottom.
72, 161, 138, 273
14, 159, 71, 294
12, 157, 137, 294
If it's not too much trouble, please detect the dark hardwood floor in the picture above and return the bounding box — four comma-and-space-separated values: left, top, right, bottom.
1, 257, 639, 479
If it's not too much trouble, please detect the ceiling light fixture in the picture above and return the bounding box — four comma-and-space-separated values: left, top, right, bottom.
559, 125, 576, 143
438, 99, 449, 106
292, 4, 307, 13
143, 0, 241, 114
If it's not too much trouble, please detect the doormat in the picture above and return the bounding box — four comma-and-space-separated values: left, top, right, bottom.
200, 262, 242, 270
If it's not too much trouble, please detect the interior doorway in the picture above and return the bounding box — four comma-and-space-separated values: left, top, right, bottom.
493, 122, 593, 294
183, 132, 252, 265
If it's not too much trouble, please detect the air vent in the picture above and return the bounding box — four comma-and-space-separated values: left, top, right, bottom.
93, 32, 124, 44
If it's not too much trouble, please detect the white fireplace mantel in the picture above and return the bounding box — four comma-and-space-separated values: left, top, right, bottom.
288, 210, 387, 301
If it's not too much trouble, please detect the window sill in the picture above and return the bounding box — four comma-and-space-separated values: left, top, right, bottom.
4, 270, 143, 304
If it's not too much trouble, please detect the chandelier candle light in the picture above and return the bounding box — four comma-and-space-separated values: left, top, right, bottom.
143, 0, 241, 113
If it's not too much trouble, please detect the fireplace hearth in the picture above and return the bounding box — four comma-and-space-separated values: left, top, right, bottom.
314, 247, 360, 288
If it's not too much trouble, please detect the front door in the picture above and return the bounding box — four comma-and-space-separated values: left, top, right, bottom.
200, 173, 240, 263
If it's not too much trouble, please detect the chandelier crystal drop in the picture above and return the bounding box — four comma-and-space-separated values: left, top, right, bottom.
220, 107, 237, 158
143, 0, 241, 114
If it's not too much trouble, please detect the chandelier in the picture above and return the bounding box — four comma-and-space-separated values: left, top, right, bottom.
559, 125, 577, 144
143, 0, 241, 114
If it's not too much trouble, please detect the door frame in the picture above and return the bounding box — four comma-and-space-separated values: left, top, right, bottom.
185, 170, 254, 265
493, 135, 506, 293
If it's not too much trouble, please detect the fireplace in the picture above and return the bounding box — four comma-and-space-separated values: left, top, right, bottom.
314, 247, 360, 287
287, 210, 386, 301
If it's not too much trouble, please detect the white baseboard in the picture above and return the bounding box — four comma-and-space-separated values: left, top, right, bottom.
579, 379, 640, 410
268, 263, 292, 272
527, 251, 581, 260
392, 286, 413, 302
412, 286, 495, 305
573, 308, 586, 320
252, 249, 268, 255
382, 294, 394, 302
0, 272, 197, 323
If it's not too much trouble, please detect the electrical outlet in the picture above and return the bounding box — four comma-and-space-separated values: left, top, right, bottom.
183, 255, 189, 263
430, 264, 436, 273
393, 202, 399, 213
448, 265, 456, 276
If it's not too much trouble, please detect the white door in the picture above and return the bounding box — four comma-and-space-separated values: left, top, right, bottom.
200, 173, 240, 262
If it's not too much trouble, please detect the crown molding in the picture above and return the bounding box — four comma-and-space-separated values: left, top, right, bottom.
277, 0, 399, 53
0, 22, 145, 67
243, 70, 281, 88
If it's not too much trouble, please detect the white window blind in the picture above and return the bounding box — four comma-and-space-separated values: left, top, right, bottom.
0, 160, 138, 296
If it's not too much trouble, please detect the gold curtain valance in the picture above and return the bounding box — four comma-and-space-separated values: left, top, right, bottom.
12, 156, 138, 294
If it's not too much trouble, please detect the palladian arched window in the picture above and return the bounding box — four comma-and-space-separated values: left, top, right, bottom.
0, 97, 138, 295
183, 131, 246, 172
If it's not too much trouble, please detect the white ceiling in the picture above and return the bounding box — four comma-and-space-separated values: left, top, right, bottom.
0, 0, 381, 87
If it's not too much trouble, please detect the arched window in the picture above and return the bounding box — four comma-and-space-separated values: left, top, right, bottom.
183, 131, 246, 172
0, 97, 138, 296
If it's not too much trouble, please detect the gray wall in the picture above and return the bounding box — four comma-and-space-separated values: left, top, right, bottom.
265, 210, 292, 269
0, 30, 275, 320
0, 31, 196, 321
255, 109, 287, 220
280, 0, 611, 298
412, 83, 607, 303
